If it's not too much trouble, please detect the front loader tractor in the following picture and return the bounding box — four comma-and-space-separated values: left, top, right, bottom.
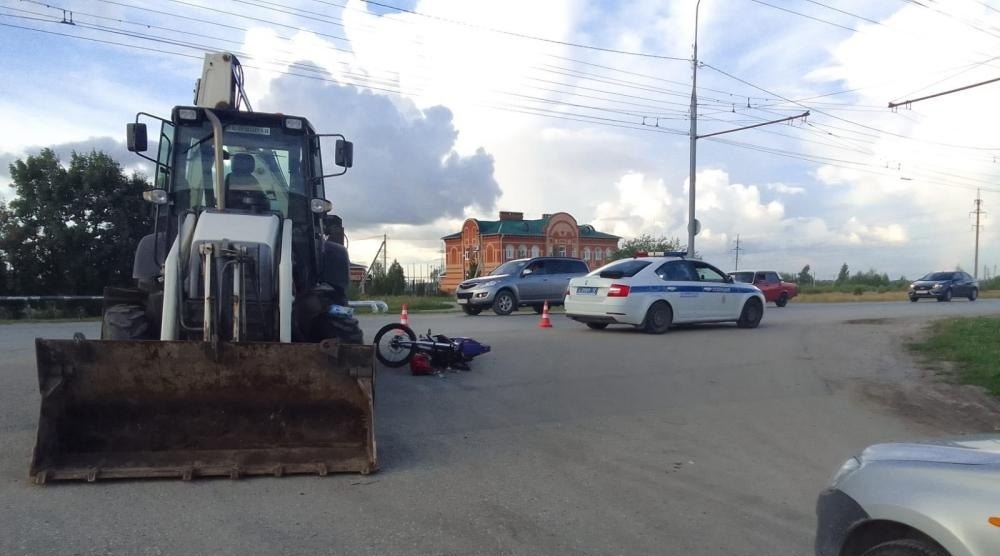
30, 53, 377, 483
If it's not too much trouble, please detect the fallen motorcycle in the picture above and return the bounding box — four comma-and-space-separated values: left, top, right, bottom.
373, 323, 491, 371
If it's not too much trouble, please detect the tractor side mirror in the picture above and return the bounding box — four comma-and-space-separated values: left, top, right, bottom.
335, 139, 353, 168
127, 123, 148, 152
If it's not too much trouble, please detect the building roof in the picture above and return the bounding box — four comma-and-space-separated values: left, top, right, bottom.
441, 217, 618, 240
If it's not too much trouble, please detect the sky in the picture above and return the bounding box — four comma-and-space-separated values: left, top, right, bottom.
2, 0, 1000, 280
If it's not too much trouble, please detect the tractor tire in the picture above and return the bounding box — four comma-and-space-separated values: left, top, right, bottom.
311, 313, 364, 344
101, 304, 150, 340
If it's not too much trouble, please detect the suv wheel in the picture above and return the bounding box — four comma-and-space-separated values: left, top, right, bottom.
462, 305, 482, 316
532, 304, 544, 314
492, 290, 516, 316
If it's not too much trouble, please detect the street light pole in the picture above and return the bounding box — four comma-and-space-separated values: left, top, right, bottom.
687, 0, 702, 257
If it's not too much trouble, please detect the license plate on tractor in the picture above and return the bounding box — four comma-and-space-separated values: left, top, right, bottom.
576, 287, 598, 295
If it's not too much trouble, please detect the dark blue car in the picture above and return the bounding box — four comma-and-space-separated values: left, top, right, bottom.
908, 271, 978, 302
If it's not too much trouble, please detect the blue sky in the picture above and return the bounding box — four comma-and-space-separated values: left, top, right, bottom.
2, 0, 999, 279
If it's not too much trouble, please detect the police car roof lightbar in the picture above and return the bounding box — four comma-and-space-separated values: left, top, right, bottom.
633, 251, 687, 258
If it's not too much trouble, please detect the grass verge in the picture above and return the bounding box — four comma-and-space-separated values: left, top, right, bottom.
910, 316, 1000, 395
798, 290, 1000, 303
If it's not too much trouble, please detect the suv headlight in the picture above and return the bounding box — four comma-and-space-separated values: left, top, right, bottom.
480, 280, 498, 287
829, 456, 861, 487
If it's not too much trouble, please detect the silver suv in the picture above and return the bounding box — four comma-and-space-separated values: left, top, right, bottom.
456, 257, 590, 316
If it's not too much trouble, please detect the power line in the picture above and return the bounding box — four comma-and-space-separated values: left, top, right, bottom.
355, 0, 690, 61
748, 0, 859, 32
701, 61, 1000, 150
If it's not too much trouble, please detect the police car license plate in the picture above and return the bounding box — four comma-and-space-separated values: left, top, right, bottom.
576, 287, 598, 295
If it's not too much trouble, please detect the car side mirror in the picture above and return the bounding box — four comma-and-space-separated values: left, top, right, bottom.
726, 275, 734, 284
335, 139, 353, 168
127, 123, 148, 152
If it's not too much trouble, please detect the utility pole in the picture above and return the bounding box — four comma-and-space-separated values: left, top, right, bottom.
732, 234, 744, 270
685, 1, 807, 257
383, 233, 388, 276
687, 0, 702, 258
971, 189, 986, 279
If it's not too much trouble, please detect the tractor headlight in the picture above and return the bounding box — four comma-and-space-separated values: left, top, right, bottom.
310, 198, 333, 214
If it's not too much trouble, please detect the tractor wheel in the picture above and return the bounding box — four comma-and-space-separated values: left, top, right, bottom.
311, 313, 364, 344
101, 304, 150, 340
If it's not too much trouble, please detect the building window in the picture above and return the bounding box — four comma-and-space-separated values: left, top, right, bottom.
605, 247, 613, 260
518, 244, 527, 257
582, 247, 591, 261
572, 246, 578, 258
595, 248, 603, 261
505, 244, 514, 260
557, 246, 566, 257
531, 245, 540, 258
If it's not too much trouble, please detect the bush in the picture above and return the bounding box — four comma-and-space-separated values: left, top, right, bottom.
853, 287, 864, 296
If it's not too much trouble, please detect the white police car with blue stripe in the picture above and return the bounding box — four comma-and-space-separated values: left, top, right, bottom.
564, 252, 766, 333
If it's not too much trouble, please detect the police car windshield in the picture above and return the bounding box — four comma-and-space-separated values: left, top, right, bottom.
589, 259, 650, 278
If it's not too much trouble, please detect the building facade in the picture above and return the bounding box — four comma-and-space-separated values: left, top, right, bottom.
440, 211, 619, 293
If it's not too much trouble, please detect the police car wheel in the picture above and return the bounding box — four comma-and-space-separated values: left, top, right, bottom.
737, 298, 763, 329
642, 301, 672, 334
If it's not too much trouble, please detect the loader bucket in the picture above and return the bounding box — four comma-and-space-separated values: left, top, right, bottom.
30, 338, 376, 484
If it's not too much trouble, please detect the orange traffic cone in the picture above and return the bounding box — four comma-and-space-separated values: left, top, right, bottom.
400, 304, 409, 327
538, 300, 553, 328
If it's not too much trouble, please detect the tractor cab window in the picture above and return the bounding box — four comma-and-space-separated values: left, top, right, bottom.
172, 120, 308, 218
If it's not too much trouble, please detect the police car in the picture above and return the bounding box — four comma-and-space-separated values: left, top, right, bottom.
564, 252, 765, 333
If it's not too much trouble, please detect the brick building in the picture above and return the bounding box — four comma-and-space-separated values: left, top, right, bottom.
440, 211, 619, 293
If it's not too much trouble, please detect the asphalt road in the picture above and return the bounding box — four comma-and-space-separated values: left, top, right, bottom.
3, 299, 1000, 555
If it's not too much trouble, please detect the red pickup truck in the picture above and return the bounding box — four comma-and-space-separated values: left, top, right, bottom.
728, 270, 798, 307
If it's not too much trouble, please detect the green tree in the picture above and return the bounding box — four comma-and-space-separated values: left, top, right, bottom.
796, 264, 813, 285
385, 259, 406, 295
611, 234, 686, 261
0, 149, 150, 295
836, 263, 850, 285
368, 260, 386, 294
466, 261, 479, 280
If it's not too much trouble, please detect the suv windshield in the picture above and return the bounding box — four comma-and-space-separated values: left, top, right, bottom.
491, 260, 528, 276
920, 272, 954, 281
172, 120, 307, 217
